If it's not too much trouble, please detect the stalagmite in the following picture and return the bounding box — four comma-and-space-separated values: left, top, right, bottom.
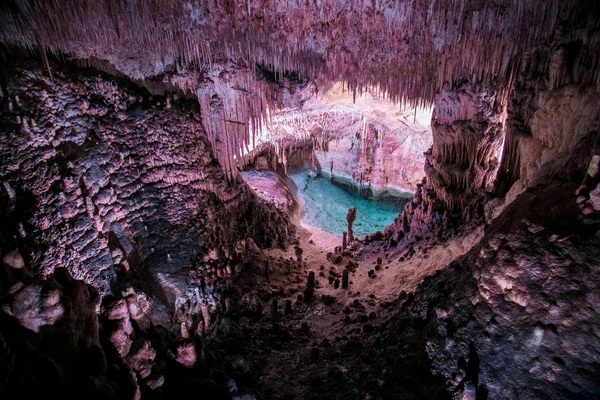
346, 207, 357, 242
342, 270, 349, 289
304, 271, 315, 302
270, 299, 278, 321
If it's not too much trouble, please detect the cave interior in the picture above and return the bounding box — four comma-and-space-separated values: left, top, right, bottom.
0, 1, 600, 399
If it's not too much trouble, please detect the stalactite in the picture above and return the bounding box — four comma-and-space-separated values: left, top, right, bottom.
3, 0, 595, 110
1, 0, 596, 183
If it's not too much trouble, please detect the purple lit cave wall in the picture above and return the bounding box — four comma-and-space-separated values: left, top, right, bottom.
0, 1, 599, 399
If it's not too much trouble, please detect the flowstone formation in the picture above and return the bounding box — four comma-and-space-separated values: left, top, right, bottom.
0, 63, 293, 294
0, 62, 296, 399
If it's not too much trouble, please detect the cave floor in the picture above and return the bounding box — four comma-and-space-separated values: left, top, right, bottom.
213, 217, 483, 399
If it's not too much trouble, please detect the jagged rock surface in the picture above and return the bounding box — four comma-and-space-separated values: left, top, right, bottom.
0, 1, 599, 399
0, 63, 294, 294
400, 183, 600, 399
252, 83, 433, 196
2, 0, 597, 106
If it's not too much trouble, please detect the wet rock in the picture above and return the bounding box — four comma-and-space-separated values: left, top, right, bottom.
347, 207, 357, 242
126, 340, 155, 379
145, 374, 165, 390
110, 322, 133, 357
589, 184, 600, 211
0, 267, 128, 396
3, 284, 65, 333
106, 298, 129, 321
0, 66, 295, 295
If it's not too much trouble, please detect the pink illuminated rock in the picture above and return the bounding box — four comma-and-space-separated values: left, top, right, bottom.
175, 340, 197, 368
2, 250, 24, 269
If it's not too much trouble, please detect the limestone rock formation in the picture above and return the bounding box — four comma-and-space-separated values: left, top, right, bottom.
0, 62, 294, 294
400, 183, 600, 399
0, 1, 599, 399
257, 83, 432, 196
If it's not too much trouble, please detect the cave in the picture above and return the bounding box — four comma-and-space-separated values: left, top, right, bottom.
0, 1, 599, 399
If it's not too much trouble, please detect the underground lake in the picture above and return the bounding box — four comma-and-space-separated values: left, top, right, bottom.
287, 169, 411, 238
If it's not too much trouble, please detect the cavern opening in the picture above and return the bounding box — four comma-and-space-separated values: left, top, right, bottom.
239, 82, 432, 238
1, 1, 600, 400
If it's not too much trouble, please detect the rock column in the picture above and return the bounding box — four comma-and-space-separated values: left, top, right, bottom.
346, 207, 357, 242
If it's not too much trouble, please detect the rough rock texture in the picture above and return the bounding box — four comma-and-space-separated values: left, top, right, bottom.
386, 30, 600, 249
402, 183, 600, 399
198, 63, 316, 179
0, 260, 135, 399
0, 256, 258, 399
258, 83, 432, 196
2, 0, 597, 106
240, 170, 297, 213
0, 62, 294, 294
384, 84, 505, 248
426, 83, 505, 213
0, 1, 599, 399
316, 119, 428, 197
494, 45, 600, 218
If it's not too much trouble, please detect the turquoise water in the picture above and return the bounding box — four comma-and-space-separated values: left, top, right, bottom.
288, 169, 405, 238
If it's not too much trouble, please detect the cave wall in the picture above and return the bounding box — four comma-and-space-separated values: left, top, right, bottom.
0, 2, 598, 399
384, 20, 600, 248
316, 120, 429, 196
383, 84, 506, 247
424, 83, 506, 213
379, 28, 600, 398
493, 45, 600, 218
399, 182, 600, 399
197, 62, 316, 180
0, 62, 293, 294
251, 83, 432, 195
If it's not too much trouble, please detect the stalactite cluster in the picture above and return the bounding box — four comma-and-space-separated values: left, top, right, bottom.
425, 83, 506, 213
1, 0, 597, 107
1, 2, 600, 400
2, 1, 597, 182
